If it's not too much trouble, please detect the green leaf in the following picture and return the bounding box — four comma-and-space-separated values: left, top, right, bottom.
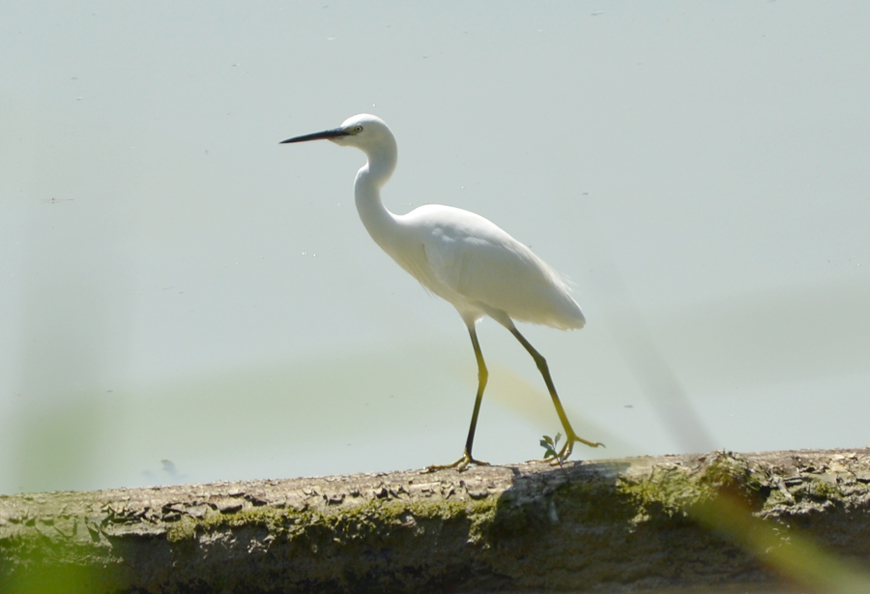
540, 434, 558, 458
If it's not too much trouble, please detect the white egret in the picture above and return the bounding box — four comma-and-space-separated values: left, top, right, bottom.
281, 114, 602, 469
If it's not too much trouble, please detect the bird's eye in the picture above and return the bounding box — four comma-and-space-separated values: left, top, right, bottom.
354, 125, 364, 134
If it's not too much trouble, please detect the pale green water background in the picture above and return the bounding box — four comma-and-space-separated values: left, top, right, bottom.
2, 1, 869, 507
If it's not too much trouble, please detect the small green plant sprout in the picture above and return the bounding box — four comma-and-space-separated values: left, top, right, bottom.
540, 432, 563, 461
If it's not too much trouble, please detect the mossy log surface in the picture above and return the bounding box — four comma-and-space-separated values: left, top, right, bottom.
2, 448, 870, 593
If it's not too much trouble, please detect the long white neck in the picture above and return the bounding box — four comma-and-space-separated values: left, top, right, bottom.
353, 137, 400, 253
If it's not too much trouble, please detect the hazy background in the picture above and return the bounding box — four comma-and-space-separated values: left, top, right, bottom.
2, 1, 868, 494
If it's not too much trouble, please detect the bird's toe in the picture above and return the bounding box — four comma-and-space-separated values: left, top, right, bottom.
425, 451, 489, 472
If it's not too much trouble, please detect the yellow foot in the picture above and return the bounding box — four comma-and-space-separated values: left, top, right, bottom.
549, 433, 605, 465
426, 451, 489, 472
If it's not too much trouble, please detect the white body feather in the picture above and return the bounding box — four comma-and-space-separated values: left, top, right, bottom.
389, 204, 585, 330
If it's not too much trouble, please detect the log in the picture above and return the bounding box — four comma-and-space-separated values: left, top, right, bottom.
2, 448, 870, 593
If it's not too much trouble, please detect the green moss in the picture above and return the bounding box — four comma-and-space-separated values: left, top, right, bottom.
802, 477, 841, 501
165, 495, 501, 548
612, 453, 772, 524
617, 464, 703, 520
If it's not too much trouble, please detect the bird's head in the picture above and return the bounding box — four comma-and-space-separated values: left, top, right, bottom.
281, 114, 395, 154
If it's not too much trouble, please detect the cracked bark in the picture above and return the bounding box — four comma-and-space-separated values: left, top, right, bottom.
2, 448, 870, 593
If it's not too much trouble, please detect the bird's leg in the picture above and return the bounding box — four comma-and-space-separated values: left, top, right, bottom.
507, 325, 604, 463
427, 326, 490, 472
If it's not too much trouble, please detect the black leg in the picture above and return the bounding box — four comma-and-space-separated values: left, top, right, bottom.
426, 325, 490, 471
507, 324, 603, 459
462, 325, 488, 457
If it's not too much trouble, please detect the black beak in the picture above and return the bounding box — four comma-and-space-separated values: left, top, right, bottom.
280, 128, 349, 144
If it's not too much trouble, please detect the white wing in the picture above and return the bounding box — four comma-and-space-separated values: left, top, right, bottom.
394, 205, 585, 330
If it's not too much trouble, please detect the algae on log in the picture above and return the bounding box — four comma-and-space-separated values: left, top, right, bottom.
2, 448, 870, 593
